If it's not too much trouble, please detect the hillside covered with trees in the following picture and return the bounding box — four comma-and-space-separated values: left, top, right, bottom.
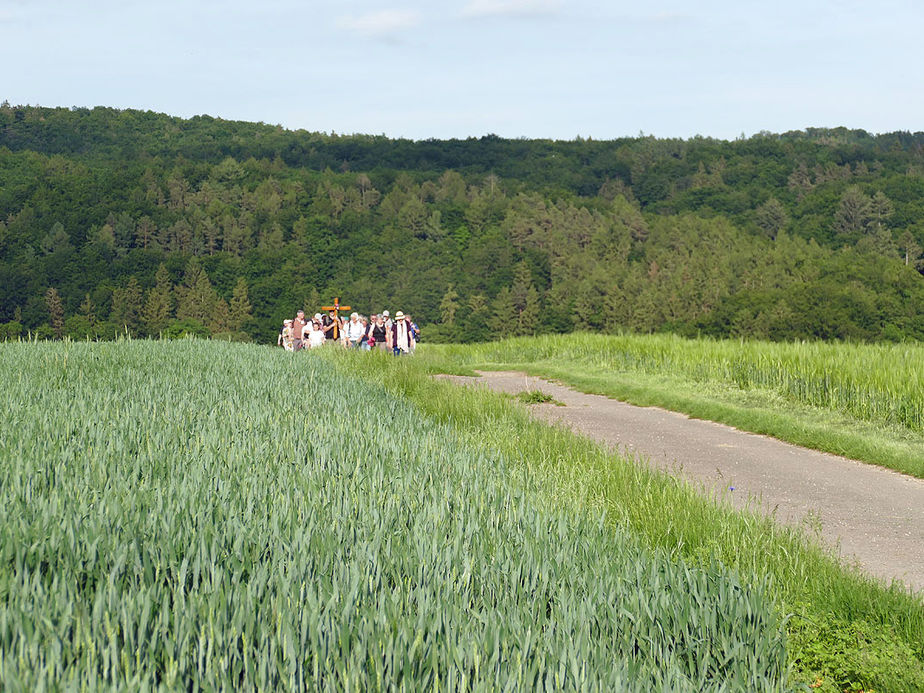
2, 103, 924, 343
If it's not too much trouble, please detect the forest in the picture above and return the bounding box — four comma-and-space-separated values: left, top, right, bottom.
2, 103, 924, 344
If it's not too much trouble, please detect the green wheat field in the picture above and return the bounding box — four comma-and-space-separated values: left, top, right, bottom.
1, 338, 923, 691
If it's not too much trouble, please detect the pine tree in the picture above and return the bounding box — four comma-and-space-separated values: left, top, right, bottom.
833, 186, 872, 237
755, 198, 789, 239
110, 212, 135, 254
258, 223, 285, 252
110, 276, 144, 335
134, 216, 158, 250
466, 294, 490, 342
300, 286, 320, 316
518, 285, 541, 336
870, 191, 894, 231
93, 222, 116, 250
899, 230, 922, 268
212, 298, 232, 335
492, 287, 517, 329
79, 293, 96, 326
511, 261, 540, 335
45, 287, 64, 338
439, 284, 459, 326
229, 277, 253, 331
176, 258, 218, 324
143, 264, 174, 336
168, 219, 193, 253
200, 217, 221, 255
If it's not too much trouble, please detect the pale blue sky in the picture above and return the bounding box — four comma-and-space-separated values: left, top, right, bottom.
2, 0, 922, 140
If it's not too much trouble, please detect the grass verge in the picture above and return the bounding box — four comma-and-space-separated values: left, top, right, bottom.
485, 362, 924, 478
418, 334, 924, 479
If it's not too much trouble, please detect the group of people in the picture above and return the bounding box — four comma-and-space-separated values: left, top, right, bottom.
278, 309, 420, 355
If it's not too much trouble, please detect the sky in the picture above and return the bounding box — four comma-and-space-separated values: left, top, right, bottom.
2, 0, 923, 141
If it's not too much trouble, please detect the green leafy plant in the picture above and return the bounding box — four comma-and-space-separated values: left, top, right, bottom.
788, 608, 924, 692
516, 389, 563, 406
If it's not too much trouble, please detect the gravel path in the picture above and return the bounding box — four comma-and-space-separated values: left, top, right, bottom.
438, 370, 924, 592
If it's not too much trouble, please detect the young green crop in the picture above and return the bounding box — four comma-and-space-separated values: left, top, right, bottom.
0, 340, 789, 690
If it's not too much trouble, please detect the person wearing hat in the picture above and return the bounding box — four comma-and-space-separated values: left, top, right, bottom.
389, 311, 415, 355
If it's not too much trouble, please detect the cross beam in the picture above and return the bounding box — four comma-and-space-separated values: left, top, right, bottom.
320, 297, 351, 322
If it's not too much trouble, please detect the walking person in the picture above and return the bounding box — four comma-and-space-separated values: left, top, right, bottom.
292, 310, 308, 351
382, 310, 393, 352
346, 312, 365, 349
361, 314, 374, 350
406, 314, 420, 353
390, 311, 415, 355
322, 310, 341, 345
308, 317, 325, 348
278, 319, 294, 351
371, 314, 388, 351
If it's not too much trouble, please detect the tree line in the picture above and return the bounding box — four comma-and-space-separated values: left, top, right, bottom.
2, 104, 924, 344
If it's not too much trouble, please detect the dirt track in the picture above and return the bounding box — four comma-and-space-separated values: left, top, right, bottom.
438, 370, 924, 593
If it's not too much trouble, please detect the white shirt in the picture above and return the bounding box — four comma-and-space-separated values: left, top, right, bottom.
347, 319, 365, 340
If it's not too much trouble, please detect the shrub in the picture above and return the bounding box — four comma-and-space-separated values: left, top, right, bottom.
29, 325, 55, 340
0, 321, 22, 341
163, 318, 209, 339
788, 608, 924, 692
212, 330, 252, 342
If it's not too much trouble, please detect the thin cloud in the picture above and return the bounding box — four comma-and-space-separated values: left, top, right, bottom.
460, 0, 561, 19
335, 9, 422, 39
649, 11, 692, 23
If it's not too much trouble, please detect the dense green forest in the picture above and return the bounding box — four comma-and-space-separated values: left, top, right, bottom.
2, 103, 924, 343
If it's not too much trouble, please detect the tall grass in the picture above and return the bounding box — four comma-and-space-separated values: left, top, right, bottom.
431, 333, 924, 432
421, 333, 924, 477
0, 340, 790, 690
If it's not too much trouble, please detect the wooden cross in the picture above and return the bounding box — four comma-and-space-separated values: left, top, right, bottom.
320, 297, 351, 322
